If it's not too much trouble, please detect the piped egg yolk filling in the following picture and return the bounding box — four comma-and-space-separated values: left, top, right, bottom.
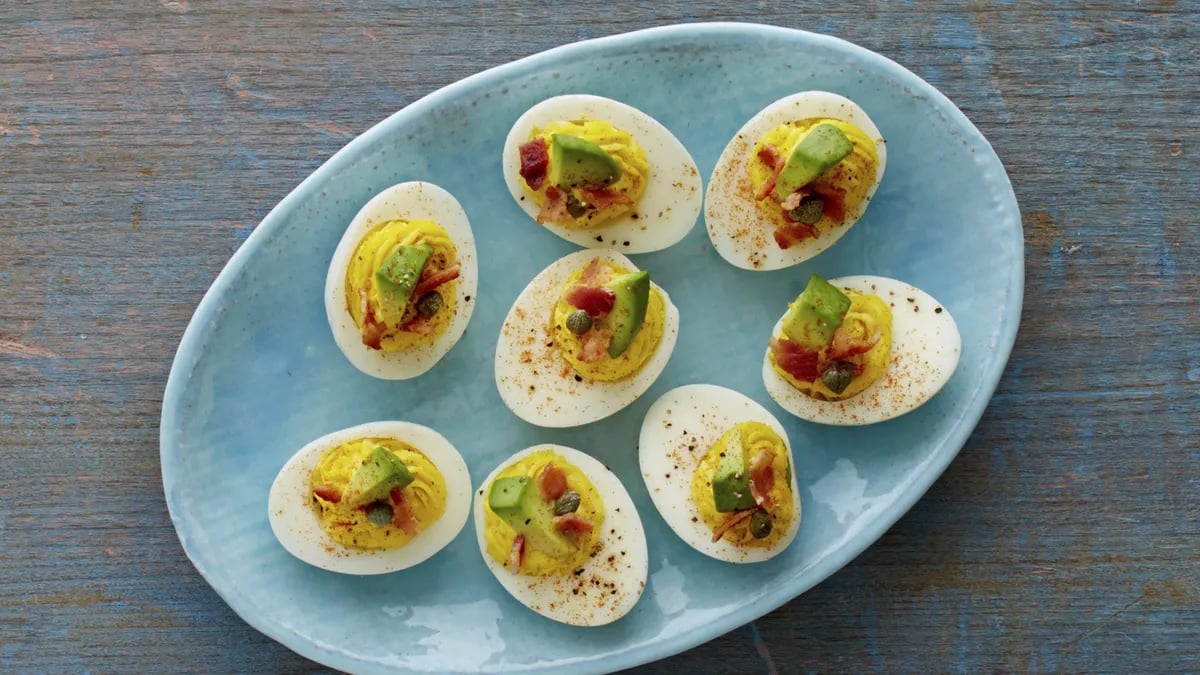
309, 438, 447, 551
483, 450, 605, 576
519, 119, 649, 229
344, 218, 458, 351
690, 422, 794, 548
772, 291, 894, 401
748, 118, 878, 233
550, 259, 665, 382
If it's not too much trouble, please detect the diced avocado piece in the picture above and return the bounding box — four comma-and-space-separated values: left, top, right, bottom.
487, 476, 574, 558
772, 123, 853, 201
374, 243, 432, 324
344, 446, 414, 507
781, 274, 851, 350
547, 133, 622, 188
712, 431, 755, 513
604, 271, 650, 358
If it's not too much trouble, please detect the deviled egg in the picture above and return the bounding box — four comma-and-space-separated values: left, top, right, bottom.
495, 249, 679, 428
706, 91, 886, 270
763, 274, 961, 425
502, 94, 702, 253
639, 385, 801, 563
267, 421, 471, 575
325, 181, 478, 379
473, 444, 648, 626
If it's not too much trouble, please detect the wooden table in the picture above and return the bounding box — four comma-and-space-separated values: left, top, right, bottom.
3, 2, 1197, 672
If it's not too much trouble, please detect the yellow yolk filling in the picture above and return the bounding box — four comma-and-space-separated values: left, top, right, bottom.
309, 438, 447, 551
690, 422, 793, 547
771, 291, 894, 401
748, 118, 878, 231
522, 119, 650, 228
550, 259, 666, 382
483, 450, 605, 576
344, 218, 458, 351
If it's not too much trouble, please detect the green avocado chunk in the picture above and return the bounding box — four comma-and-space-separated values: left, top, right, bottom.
487, 476, 574, 558
374, 243, 432, 324
771, 123, 854, 201
547, 133, 622, 189
604, 270, 650, 358
712, 430, 756, 513
781, 274, 851, 350
344, 446, 414, 508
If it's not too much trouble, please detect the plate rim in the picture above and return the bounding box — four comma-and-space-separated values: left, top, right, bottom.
160, 20, 1024, 675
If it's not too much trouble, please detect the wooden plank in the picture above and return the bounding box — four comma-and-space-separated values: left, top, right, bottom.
1, 1, 1197, 672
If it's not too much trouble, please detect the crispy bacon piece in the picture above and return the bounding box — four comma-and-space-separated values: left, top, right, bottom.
553, 513, 594, 536
565, 284, 615, 317
769, 337, 820, 382
815, 186, 846, 223
413, 261, 461, 298
772, 222, 819, 249
361, 313, 386, 350
578, 258, 604, 285
537, 186, 571, 224
828, 326, 880, 360
519, 138, 549, 190
312, 485, 341, 503
779, 187, 809, 212
579, 186, 633, 210
748, 449, 776, 509
389, 487, 419, 535
577, 328, 613, 362
508, 534, 526, 574
754, 144, 786, 201
398, 315, 435, 335
711, 509, 756, 543
537, 462, 568, 501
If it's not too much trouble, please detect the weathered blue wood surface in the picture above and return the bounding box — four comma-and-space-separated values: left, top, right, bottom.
2, 1, 1197, 672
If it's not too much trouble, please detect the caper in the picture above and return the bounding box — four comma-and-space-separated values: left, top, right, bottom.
416, 291, 443, 318
749, 510, 773, 539
554, 490, 581, 515
820, 360, 856, 394
565, 309, 593, 335
788, 196, 825, 225
365, 501, 394, 526
565, 194, 589, 218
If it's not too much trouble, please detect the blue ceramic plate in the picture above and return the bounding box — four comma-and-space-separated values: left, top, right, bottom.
161, 22, 1022, 674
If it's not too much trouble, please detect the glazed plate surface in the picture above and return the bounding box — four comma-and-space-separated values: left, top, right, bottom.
161, 22, 1022, 674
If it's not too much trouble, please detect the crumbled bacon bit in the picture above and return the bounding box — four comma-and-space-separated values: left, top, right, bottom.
312, 485, 341, 503
577, 328, 613, 362
508, 534, 526, 574
711, 509, 756, 542
769, 337, 820, 381
554, 512, 594, 535
565, 285, 615, 318
389, 487, 418, 535
537, 462, 568, 501
536, 185, 570, 224
519, 138, 549, 190
772, 222, 819, 249
749, 449, 776, 509
754, 144, 786, 201
413, 261, 461, 298
579, 186, 633, 210
828, 326, 880, 360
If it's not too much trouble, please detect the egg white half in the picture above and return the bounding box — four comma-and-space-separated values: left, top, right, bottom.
639, 384, 801, 563
502, 94, 702, 254
763, 275, 962, 425
267, 420, 472, 575
324, 181, 478, 380
705, 91, 887, 271
494, 249, 679, 428
473, 444, 649, 626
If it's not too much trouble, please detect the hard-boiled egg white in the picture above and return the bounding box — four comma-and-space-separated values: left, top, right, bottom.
495, 249, 679, 428
267, 420, 472, 575
325, 181, 478, 379
639, 384, 801, 563
502, 94, 702, 253
706, 91, 887, 271
763, 275, 961, 425
473, 444, 649, 626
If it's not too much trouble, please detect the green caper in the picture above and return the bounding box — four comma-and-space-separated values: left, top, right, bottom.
565, 309, 593, 335
554, 490, 582, 516
788, 196, 825, 225
749, 510, 773, 539
565, 194, 589, 218
820, 360, 855, 394
365, 501, 394, 526
416, 291, 443, 318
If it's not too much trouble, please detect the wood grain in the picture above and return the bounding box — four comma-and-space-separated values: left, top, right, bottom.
2, 1, 1197, 672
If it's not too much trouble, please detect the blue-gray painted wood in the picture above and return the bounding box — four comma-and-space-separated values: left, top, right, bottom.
1, 1, 1197, 672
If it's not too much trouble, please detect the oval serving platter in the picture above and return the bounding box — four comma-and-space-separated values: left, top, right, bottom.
161, 22, 1022, 674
